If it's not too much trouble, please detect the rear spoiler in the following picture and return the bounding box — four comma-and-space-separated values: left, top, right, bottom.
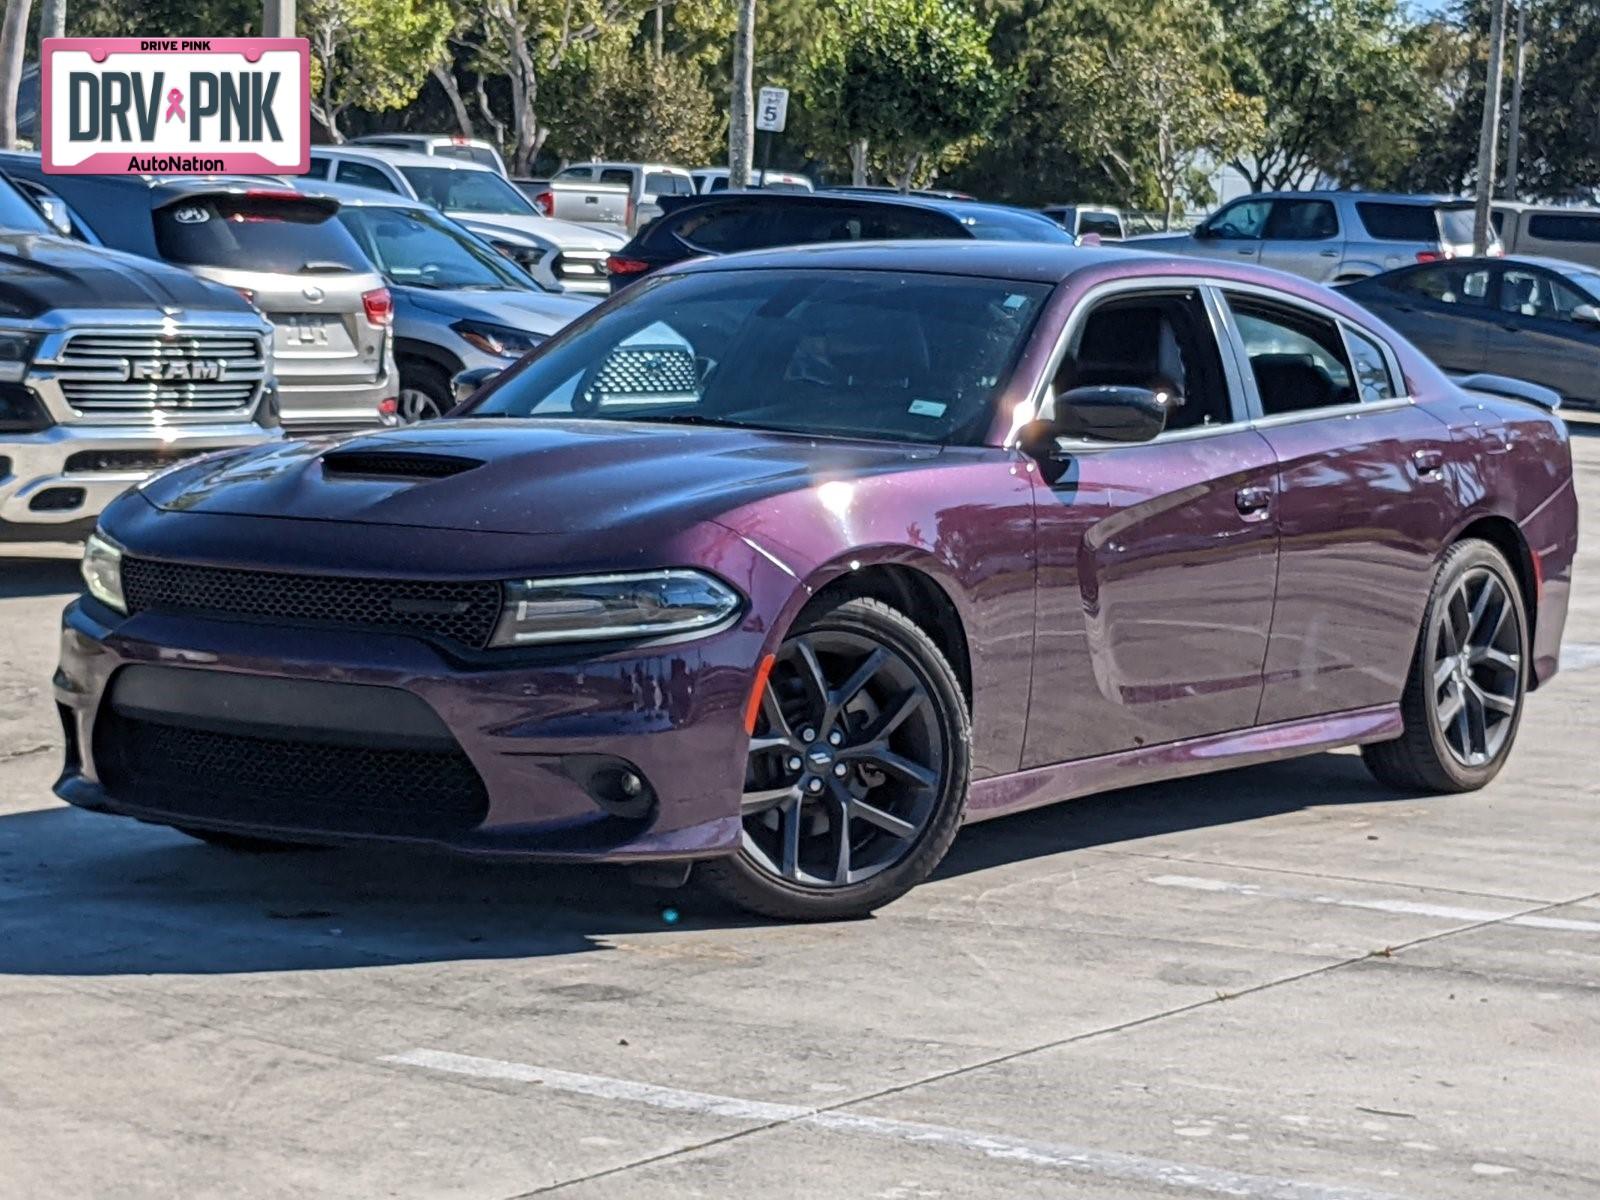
1451, 373, 1562, 411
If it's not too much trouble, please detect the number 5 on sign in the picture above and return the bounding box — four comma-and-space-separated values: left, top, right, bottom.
756, 86, 788, 133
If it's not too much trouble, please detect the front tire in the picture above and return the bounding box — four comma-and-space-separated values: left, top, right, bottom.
698, 597, 970, 920
1362, 539, 1529, 793
397, 362, 451, 423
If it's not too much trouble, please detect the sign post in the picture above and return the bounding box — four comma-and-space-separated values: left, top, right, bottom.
754, 85, 788, 187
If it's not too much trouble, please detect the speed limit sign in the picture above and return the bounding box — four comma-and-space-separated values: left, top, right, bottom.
756, 86, 789, 133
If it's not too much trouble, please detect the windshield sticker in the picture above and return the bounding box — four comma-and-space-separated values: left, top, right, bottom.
1002, 293, 1028, 310
909, 399, 947, 418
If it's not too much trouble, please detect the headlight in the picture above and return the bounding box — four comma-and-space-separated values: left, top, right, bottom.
81, 531, 126, 613
490, 239, 548, 272
453, 320, 547, 359
0, 331, 37, 382
490, 569, 740, 647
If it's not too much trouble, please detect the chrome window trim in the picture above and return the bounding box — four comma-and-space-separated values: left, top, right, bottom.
1018, 274, 1256, 457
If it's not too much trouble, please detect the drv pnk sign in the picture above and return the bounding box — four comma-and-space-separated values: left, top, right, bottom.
41, 38, 309, 175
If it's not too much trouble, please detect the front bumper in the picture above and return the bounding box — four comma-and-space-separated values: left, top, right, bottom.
0, 422, 279, 540
51, 513, 790, 861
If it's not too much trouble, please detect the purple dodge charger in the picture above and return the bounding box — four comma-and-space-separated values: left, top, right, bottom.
56, 243, 1578, 919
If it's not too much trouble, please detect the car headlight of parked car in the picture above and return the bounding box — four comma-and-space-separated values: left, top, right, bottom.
452, 320, 548, 359
81, 531, 126, 614
488, 239, 547, 273
490, 569, 740, 646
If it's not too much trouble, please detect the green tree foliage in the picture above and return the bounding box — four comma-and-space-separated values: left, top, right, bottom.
803, 0, 1009, 189
303, 0, 452, 141
542, 27, 723, 164
1218, 0, 1437, 191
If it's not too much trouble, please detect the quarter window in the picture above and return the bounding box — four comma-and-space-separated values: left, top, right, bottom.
1345, 328, 1397, 401
1228, 296, 1356, 416
1499, 269, 1588, 320
1393, 264, 1490, 308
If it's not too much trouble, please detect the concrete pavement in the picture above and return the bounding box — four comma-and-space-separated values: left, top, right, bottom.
1, 423, 1596, 1199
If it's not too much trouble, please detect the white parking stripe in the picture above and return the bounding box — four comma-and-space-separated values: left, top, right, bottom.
1560, 641, 1600, 672
1148, 875, 1600, 933
384, 1048, 1406, 1200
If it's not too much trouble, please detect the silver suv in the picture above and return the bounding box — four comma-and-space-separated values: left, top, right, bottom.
0, 161, 397, 434
1129, 192, 1497, 283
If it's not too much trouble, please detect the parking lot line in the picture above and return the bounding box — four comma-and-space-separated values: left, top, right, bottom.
383, 1048, 1407, 1200
1147, 874, 1600, 933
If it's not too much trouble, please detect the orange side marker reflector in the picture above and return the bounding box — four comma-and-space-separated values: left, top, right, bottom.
744, 654, 776, 734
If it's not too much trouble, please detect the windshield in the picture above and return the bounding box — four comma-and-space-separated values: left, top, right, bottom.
338, 206, 527, 290
400, 167, 534, 215
467, 268, 1050, 444
153, 194, 368, 272
0, 174, 56, 235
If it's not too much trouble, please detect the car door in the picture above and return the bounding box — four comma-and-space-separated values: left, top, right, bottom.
1220, 289, 1459, 725
1487, 265, 1600, 404
1259, 197, 1343, 281
1353, 262, 1494, 375
1022, 282, 1282, 767
1191, 197, 1270, 265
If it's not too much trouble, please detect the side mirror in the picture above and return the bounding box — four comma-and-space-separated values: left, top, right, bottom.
452, 366, 501, 405
1192, 222, 1216, 240
1571, 302, 1600, 327
1019, 385, 1169, 472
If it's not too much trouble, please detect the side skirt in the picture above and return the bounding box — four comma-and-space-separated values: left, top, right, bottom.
965, 704, 1402, 824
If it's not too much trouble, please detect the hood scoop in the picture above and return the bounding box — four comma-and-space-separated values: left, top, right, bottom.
320, 450, 484, 480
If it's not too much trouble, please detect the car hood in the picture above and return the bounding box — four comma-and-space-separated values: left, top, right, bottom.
142, 418, 938, 536
452, 213, 627, 250
401, 286, 598, 334
0, 232, 251, 317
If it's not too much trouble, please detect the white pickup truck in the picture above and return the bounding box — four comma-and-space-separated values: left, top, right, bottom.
527, 162, 696, 233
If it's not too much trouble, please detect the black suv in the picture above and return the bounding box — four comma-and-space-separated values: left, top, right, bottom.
605, 191, 1070, 292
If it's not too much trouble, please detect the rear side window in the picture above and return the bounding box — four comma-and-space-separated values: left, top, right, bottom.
153, 195, 368, 273
1079, 212, 1122, 239
1527, 213, 1600, 244
1356, 202, 1437, 242
599, 168, 634, 187
1392, 263, 1491, 307
336, 161, 399, 193
555, 166, 592, 182
1345, 328, 1397, 401
963, 209, 1073, 242
672, 203, 773, 251
1265, 199, 1338, 240
1227, 296, 1356, 415
303, 158, 330, 179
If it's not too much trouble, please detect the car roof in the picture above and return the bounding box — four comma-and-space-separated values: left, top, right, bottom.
661, 189, 1046, 223
291, 178, 430, 210
1248, 190, 1473, 206
311, 145, 494, 172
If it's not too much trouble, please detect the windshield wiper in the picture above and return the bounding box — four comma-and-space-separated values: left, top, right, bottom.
636, 412, 750, 428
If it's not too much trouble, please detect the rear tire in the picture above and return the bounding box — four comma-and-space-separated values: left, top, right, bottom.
698, 597, 970, 921
1361, 539, 1529, 793
397, 362, 451, 423
175, 826, 319, 853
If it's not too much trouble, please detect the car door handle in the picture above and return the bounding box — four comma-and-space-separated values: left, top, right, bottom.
1319, 249, 1339, 257
1235, 486, 1272, 515
1412, 448, 1445, 478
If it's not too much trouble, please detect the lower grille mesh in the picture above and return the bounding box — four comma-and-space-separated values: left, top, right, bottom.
96, 715, 489, 837
120, 557, 504, 649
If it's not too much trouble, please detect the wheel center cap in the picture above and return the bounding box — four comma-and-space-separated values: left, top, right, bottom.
806, 746, 835, 771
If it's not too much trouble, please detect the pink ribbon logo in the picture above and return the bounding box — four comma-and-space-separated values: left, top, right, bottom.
164, 88, 185, 123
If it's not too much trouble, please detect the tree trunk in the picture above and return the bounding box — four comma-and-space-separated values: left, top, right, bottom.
38, 0, 63, 41
896, 152, 919, 193
431, 63, 473, 137
0, 0, 32, 149
848, 137, 868, 186
727, 0, 755, 187
474, 74, 507, 152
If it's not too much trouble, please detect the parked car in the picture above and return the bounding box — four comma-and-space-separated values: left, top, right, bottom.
521, 175, 632, 231
0, 170, 277, 541
56, 242, 1576, 919
1040, 204, 1125, 240
303, 181, 597, 422
604, 190, 1072, 292
1338, 254, 1600, 407
348, 133, 508, 175
690, 168, 814, 194
1492, 203, 1600, 270
1128, 191, 1497, 282
1, 159, 396, 434
537, 161, 697, 233
307, 147, 625, 295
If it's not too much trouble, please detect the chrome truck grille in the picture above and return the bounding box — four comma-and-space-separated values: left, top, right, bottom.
48, 332, 267, 415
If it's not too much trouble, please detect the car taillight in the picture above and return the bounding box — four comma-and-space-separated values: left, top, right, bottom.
534, 190, 554, 217
234, 286, 256, 306
626, 196, 637, 230
361, 287, 393, 326
1416, 250, 1447, 263
605, 255, 650, 276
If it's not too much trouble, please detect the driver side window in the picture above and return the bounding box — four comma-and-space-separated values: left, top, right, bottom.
1204, 199, 1271, 241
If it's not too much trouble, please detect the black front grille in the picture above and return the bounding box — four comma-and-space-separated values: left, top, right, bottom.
95, 714, 488, 837
64, 447, 212, 474
121, 557, 504, 649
